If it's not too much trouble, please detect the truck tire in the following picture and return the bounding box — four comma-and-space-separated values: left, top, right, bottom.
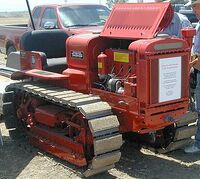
6, 45, 16, 56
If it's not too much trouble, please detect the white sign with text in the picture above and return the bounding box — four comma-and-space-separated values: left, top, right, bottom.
159, 56, 182, 103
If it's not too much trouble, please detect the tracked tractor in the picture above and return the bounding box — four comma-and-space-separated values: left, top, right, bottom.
1, 2, 197, 177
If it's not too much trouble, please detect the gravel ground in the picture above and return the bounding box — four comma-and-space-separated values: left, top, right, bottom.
1, 53, 200, 179
0, 53, 6, 65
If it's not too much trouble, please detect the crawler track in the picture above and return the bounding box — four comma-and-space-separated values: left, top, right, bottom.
3, 81, 122, 177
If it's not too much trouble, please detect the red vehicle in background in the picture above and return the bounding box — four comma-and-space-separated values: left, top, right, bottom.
0, 4, 110, 55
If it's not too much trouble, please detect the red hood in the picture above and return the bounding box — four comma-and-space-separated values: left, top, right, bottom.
100, 3, 173, 39
64, 26, 103, 35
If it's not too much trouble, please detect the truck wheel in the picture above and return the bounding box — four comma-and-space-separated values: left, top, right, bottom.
6, 46, 16, 56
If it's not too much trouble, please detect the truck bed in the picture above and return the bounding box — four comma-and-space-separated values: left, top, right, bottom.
0, 24, 27, 28
2, 24, 27, 27
0, 25, 28, 54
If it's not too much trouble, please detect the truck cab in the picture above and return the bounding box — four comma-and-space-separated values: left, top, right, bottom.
0, 4, 110, 55
29, 4, 110, 35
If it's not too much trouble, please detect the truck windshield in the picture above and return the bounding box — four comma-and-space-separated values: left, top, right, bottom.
58, 5, 110, 28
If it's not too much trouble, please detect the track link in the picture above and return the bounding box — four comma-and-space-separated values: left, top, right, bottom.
3, 81, 122, 177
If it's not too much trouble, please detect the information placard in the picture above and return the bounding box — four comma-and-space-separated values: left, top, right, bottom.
159, 56, 182, 103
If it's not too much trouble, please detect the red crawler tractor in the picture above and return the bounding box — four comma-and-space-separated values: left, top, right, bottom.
1, 2, 197, 177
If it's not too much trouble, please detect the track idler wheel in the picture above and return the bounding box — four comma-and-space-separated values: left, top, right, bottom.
67, 112, 94, 162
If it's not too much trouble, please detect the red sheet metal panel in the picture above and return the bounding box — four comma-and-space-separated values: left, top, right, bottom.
100, 2, 173, 39
11, 69, 69, 80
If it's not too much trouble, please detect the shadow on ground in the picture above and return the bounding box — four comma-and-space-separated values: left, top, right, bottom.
0, 135, 37, 179
114, 141, 200, 179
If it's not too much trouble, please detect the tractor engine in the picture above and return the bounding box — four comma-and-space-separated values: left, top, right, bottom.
96, 49, 131, 94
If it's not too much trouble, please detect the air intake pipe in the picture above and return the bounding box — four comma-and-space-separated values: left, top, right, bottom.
181, 28, 196, 49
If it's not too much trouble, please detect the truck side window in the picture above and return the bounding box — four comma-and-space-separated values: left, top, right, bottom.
40, 8, 58, 29
30, 7, 42, 28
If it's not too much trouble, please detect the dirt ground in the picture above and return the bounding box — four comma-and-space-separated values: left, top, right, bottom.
1, 54, 200, 179
1, 117, 200, 179
0, 16, 28, 25
0, 54, 6, 65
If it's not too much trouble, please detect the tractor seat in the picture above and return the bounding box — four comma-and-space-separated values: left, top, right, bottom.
20, 30, 69, 73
